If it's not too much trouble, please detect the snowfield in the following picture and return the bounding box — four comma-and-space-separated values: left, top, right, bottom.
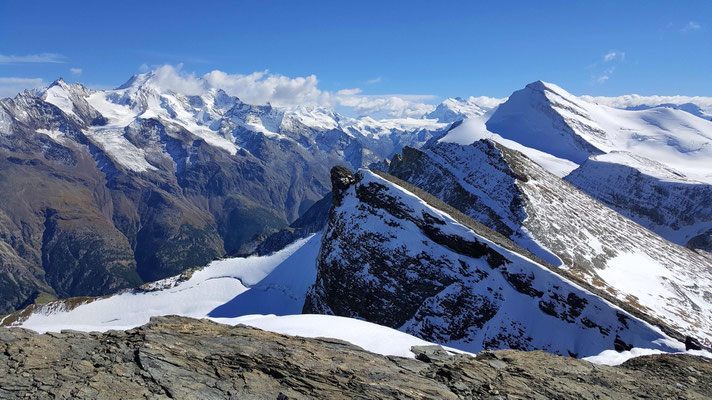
12, 235, 320, 333
211, 314, 444, 359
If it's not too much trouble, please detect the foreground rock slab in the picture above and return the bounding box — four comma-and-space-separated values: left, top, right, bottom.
0, 316, 709, 399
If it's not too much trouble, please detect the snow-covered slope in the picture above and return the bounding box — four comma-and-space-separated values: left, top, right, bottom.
580, 94, 712, 120
4, 235, 319, 332
484, 81, 712, 183
565, 152, 712, 250
382, 140, 712, 344
304, 167, 684, 356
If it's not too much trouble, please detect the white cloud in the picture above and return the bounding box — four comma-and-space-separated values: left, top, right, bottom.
0, 53, 65, 64
149, 64, 206, 96
0, 77, 47, 98
593, 52, 625, 84
332, 93, 436, 117
143, 65, 436, 117
367, 77, 382, 84
204, 69, 323, 106
603, 51, 625, 62
70, 68, 82, 75
335, 88, 362, 96
580, 94, 712, 110
595, 66, 616, 84
681, 21, 701, 33
466, 96, 507, 109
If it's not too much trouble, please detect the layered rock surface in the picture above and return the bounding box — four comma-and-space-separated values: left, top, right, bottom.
0, 315, 710, 399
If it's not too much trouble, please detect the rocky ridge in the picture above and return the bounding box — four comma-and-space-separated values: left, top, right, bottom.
380, 140, 712, 345
303, 167, 683, 356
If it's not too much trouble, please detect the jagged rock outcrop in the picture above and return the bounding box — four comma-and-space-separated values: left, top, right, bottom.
303, 167, 682, 356
0, 316, 709, 399
381, 140, 712, 345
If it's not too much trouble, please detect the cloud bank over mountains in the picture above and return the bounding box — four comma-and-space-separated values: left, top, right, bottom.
143, 65, 440, 118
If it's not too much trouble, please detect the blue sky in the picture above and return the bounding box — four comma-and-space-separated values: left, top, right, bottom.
1, 0, 710, 109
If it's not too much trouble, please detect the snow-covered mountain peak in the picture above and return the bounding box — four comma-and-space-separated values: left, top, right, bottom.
425, 96, 488, 123
45, 78, 71, 91
33, 78, 108, 130
526, 80, 572, 96
483, 81, 606, 163
281, 104, 340, 131
116, 72, 153, 90
483, 81, 712, 183
520, 80, 598, 122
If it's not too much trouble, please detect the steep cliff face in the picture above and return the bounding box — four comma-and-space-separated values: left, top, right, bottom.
304, 167, 681, 356
385, 142, 528, 251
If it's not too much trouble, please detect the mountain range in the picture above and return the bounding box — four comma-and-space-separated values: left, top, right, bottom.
1, 74, 711, 365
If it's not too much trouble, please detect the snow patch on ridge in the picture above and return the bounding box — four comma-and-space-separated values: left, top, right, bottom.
584, 347, 712, 366
211, 314, 445, 359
